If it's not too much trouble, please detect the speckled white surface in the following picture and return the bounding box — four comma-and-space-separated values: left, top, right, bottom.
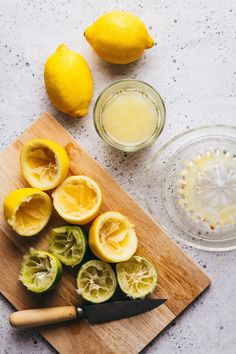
1, 0, 236, 353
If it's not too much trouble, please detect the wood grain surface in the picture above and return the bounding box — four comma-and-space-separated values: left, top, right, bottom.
0, 113, 210, 354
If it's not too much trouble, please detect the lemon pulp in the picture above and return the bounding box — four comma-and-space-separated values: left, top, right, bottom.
60, 181, 97, 214
177, 149, 236, 229
77, 260, 116, 303
53, 176, 102, 225
20, 249, 62, 293
89, 211, 138, 263
4, 188, 52, 236
20, 139, 69, 190
50, 226, 86, 266
26, 146, 57, 184
116, 256, 157, 299
100, 218, 130, 252
14, 196, 50, 235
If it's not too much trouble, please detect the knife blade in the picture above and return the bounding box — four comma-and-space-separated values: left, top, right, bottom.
9, 299, 167, 329
82, 298, 167, 324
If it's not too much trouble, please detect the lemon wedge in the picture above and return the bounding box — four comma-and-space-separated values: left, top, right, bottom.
89, 211, 138, 263
20, 138, 69, 190
3, 188, 52, 236
52, 175, 102, 225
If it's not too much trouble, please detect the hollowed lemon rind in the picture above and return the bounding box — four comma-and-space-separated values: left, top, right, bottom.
89, 211, 138, 263
50, 225, 87, 267
3, 188, 52, 236
116, 255, 157, 299
53, 175, 102, 225
19, 248, 63, 293
20, 138, 69, 191
77, 259, 117, 303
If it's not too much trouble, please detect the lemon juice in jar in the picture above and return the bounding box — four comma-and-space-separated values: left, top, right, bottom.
93, 80, 166, 152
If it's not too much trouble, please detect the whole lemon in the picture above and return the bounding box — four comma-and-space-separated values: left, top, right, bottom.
44, 44, 93, 117
84, 11, 154, 64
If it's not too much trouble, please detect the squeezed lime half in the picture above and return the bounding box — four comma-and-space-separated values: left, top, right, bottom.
77, 260, 117, 303
50, 226, 86, 267
116, 255, 157, 299
19, 248, 62, 293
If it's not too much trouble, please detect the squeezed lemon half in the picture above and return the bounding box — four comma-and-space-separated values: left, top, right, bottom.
116, 255, 157, 299
53, 175, 102, 225
89, 211, 138, 263
20, 248, 62, 293
3, 188, 52, 236
20, 138, 69, 190
50, 225, 87, 266
77, 259, 116, 303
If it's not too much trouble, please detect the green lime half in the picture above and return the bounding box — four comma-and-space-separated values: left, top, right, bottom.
77, 260, 117, 303
19, 248, 63, 293
50, 226, 86, 267
116, 255, 157, 299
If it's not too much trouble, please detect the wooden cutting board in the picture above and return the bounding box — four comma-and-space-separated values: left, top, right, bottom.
0, 113, 210, 354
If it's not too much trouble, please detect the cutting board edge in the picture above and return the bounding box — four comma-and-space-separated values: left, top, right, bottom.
0, 283, 210, 354
0, 112, 212, 354
140, 281, 211, 353
0, 111, 211, 314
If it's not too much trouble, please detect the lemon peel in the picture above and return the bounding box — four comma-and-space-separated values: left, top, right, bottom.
53, 175, 102, 225
84, 11, 154, 64
20, 138, 69, 191
44, 44, 93, 117
89, 211, 138, 263
3, 188, 52, 236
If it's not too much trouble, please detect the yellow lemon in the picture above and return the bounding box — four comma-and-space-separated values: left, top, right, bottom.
3, 188, 52, 236
20, 138, 69, 191
84, 11, 154, 64
52, 175, 102, 225
44, 44, 93, 117
89, 211, 138, 263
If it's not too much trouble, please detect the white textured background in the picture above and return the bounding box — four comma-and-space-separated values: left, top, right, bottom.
1, 0, 236, 353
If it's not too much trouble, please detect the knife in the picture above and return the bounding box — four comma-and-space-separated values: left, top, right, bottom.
9, 298, 166, 329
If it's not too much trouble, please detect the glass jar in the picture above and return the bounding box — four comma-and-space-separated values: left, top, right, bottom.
93, 79, 166, 152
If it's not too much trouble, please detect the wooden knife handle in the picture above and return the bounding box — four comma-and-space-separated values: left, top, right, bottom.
9, 306, 77, 328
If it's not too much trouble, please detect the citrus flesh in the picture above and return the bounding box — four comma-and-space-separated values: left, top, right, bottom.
116, 255, 157, 299
53, 175, 102, 225
20, 138, 69, 190
19, 248, 62, 293
3, 188, 52, 236
50, 226, 86, 266
89, 211, 138, 263
77, 259, 116, 303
